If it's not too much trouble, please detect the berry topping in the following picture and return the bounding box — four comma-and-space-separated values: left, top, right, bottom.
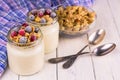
30, 35, 37, 42
38, 11, 44, 17
45, 9, 52, 15
11, 31, 17, 38
35, 27, 40, 33
40, 18, 46, 23
9, 23, 41, 45
19, 37, 27, 43
25, 26, 32, 33
19, 29, 25, 36
29, 14, 35, 21
50, 12, 56, 18
22, 23, 28, 27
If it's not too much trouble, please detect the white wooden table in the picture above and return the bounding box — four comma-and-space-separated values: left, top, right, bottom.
1, 0, 120, 80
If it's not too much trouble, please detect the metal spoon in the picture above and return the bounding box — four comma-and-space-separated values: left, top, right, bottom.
48, 29, 106, 63
63, 43, 116, 69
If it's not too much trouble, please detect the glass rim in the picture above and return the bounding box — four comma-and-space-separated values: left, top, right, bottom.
27, 8, 58, 26
7, 24, 43, 47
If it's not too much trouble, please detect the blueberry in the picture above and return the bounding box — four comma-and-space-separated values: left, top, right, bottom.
39, 8, 45, 13
40, 18, 46, 23
19, 37, 27, 43
50, 12, 56, 18
35, 27, 40, 33
25, 26, 32, 33
29, 14, 35, 21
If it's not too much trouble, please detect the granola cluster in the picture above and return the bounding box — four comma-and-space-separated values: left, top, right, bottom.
56, 6, 96, 31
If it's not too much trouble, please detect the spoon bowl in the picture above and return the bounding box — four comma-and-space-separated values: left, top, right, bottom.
93, 43, 116, 56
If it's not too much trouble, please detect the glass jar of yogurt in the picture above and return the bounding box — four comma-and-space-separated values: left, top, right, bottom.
27, 8, 59, 53
7, 24, 44, 75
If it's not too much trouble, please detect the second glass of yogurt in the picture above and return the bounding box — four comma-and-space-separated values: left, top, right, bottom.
27, 8, 59, 53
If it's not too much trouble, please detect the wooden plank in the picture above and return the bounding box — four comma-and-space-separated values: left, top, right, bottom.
89, 0, 120, 80
57, 35, 95, 80
1, 68, 18, 80
105, 0, 120, 80
20, 51, 57, 80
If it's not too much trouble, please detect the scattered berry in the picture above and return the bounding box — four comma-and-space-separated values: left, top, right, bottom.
22, 23, 28, 27
50, 12, 56, 18
45, 9, 52, 15
40, 18, 46, 23
25, 26, 32, 33
35, 27, 40, 33
19, 37, 27, 43
30, 35, 37, 42
11, 31, 17, 38
19, 29, 25, 36
29, 14, 35, 21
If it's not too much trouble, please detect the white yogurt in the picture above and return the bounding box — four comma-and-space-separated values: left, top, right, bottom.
7, 26, 44, 75
40, 22, 59, 53
7, 40, 44, 75
29, 21, 59, 53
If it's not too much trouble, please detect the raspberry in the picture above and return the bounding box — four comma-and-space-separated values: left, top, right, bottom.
30, 35, 37, 42
22, 23, 28, 27
38, 11, 44, 17
45, 9, 52, 15
11, 31, 17, 38
19, 29, 25, 36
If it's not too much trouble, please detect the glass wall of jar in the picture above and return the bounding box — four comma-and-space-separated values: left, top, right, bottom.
7, 25, 44, 75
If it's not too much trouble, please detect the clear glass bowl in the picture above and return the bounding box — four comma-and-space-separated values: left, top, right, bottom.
55, 5, 97, 37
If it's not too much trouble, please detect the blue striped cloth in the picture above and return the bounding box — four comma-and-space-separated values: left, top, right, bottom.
0, 0, 94, 77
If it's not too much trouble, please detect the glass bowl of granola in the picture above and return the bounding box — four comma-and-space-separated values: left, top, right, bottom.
56, 5, 96, 36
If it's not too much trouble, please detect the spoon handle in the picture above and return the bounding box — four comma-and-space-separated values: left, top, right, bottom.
63, 52, 89, 69
48, 45, 88, 64
63, 55, 77, 69
48, 55, 74, 63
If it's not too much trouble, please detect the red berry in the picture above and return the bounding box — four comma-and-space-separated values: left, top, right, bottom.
11, 31, 17, 38
30, 35, 36, 42
45, 9, 52, 15
19, 29, 25, 36
22, 23, 28, 27
38, 11, 44, 17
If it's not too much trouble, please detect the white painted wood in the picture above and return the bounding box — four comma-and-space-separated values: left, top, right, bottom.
89, 0, 120, 80
57, 35, 95, 80
20, 51, 57, 80
1, 68, 18, 80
